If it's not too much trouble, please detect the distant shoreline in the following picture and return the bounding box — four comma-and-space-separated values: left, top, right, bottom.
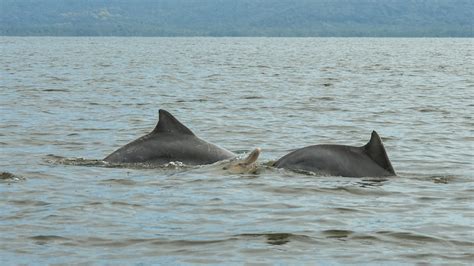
3, 0, 472, 38
1, 35, 472, 38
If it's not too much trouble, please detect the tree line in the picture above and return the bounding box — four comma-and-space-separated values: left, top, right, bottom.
1, 0, 472, 37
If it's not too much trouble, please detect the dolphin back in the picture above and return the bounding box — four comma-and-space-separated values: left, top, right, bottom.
274, 131, 396, 177
104, 109, 235, 165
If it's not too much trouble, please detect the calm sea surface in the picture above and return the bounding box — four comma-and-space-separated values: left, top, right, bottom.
1, 37, 473, 265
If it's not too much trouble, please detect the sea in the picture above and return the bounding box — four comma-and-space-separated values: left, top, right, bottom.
1, 37, 473, 265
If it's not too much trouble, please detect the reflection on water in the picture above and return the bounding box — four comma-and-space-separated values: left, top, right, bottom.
0, 37, 473, 265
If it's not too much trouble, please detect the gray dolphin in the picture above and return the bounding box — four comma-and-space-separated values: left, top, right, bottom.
104, 109, 250, 165
273, 131, 396, 177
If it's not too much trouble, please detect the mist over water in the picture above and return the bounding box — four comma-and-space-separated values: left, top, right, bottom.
1, 37, 473, 264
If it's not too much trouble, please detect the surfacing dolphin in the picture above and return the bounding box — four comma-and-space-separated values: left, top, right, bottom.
104, 109, 260, 167
273, 131, 396, 177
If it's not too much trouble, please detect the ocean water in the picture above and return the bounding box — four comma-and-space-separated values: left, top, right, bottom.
1, 37, 473, 265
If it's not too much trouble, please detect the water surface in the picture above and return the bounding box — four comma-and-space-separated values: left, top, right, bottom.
1, 37, 473, 264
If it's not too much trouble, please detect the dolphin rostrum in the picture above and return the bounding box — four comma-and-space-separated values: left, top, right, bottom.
273, 131, 396, 177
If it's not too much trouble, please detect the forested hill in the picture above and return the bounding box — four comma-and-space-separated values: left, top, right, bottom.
1, 0, 473, 37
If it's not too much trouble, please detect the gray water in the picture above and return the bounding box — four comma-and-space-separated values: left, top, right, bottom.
1, 37, 473, 265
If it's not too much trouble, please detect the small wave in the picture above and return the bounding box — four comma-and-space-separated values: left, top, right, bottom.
99, 179, 138, 186
205, 74, 221, 79
0, 171, 26, 182
263, 185, 327, 194
149, 239, 230, 247
332, 207, 368, 213
9, 200, 50, 206
431, 175, 456, 184
30, 235, 70, 245
410, 174, 460, 184
356, 178, 390, 187
273, 167, 393, 182
42, 88, 70, 92
237, 232, 313, 245
322, 229, 354, 239
313, 96, 335, 101
72, 237, 231, 248
44, 154, 193, 170
175, 98, 208, 103
102, 160, 192, 170
350, 234, 380, 241
110, 201, 142, 207
449, 240, 474, 247
377, 231, 445, 243
30, 235, 69, 241
44, 155, 106, 167
276, 167, 333, 177
241, 95, 264, 100
328, 186, 392, 196
403, 252, 474, 262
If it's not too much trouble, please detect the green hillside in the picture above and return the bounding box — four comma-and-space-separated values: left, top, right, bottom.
1, 0, 472, 36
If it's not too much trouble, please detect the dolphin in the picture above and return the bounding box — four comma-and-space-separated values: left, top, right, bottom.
104, 109, 258, 166
224, 147, 261, 174
273, 131, 396, 177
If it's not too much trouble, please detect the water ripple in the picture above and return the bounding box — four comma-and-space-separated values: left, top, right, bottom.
0, 37, 472, 265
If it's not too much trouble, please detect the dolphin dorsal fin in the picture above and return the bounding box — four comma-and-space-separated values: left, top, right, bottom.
152, 109, 195, 136
363, 131, 395, 175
